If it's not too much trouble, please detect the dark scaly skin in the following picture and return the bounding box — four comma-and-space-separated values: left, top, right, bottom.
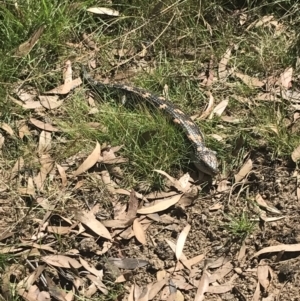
82, 66, 218, 176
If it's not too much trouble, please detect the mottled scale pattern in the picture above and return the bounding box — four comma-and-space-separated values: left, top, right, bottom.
82, 66, 218, 176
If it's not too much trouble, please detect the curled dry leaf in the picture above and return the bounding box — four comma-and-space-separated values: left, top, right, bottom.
75, 210, 111, 240
137, 194, 182, 214
133, 219, 147, 245
234, 159, 253, 182
74, 142, 100, 176
175, 224, 191, 260
87, 7, 119, 16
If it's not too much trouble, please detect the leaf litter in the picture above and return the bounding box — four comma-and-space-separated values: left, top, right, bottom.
3, 13, 300, 301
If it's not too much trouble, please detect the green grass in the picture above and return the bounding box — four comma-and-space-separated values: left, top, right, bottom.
224, 211, 256, 241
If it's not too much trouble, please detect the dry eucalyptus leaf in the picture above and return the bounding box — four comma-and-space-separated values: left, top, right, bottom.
1, 123, 15, 136
133, 219, 147, 245
75, 210, 111, 240
234, 159, 253, 182
30, 118, 60, 132
252, 243, 300, 258
44, 77, 82, 95
87, 7, 119, 16
74, 142, 100, 176
218, 47, 232, 80
42, 255, 82, 269
255, 194, 281, 214
234, 72, 264, 88
256, 92, 279, 102
14, 25, 45, 57
154, 170, 191, 193
257, 261, 271, 290
39, 95, 63, 109
291, 145, 300, 162
175, 224, 191, 260
211, 99, 228, 118
0, 133, 4, 149
196, 92, 214, 120
137, 194, 182, 214
38, 130, 51, 153
194, 270, 210, 301
56, 163, 67, 187
278, 67, 293, 89
33, 155, 54, 190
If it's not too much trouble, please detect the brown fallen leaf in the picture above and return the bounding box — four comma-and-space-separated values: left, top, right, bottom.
33, 155, 54, 190
133, 218, 147, 245
14, 25, 45, 57
175, 224, 191, 260
75, 210, 112, 240
86, 274, 108, 295
194, 270, 210, 301
196, 92, 215, 120
278, 67, 293, 89
44, 77, 82, 94
18, 123, 31, 138
1, 123, 15, 136
257, 260, 271, 290
38, 130, 51, 154
148, 279, 168, 300
291, 145, 300, 163
211, 99, 228, 118
206, 284, 233, 294
30, 118, 60, 132
41, 255, 82, 268
10, 157, 24, 179
209, 261, 233, 283
39, 95, 63, 109
154, 170, 191, 192
74, 142, 101, 176
252, 243, 300, 258
56, 163, 67, 187
218, 46, 233, 80
137, 194, 182, 214
234, 159, 253, 182
234, 72, 264, 88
